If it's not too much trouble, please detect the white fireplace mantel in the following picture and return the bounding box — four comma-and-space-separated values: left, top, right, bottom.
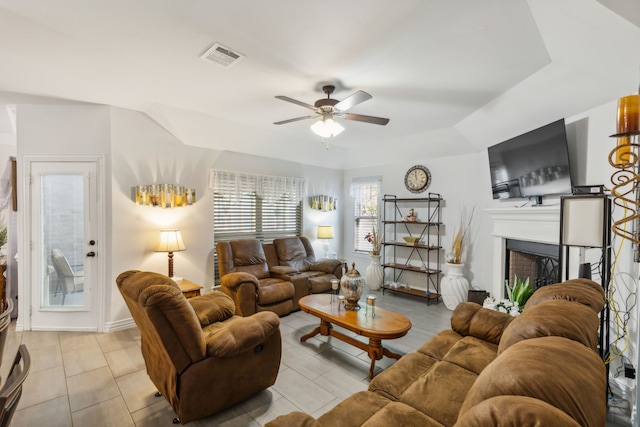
487, 206, 561, 298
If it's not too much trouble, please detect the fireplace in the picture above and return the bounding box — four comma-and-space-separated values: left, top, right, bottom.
505, 239, 559, 289
488, 206, 561, 299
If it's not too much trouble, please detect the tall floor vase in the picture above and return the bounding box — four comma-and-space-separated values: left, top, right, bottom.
441, 262, 470, 310
365, 255, 384, 291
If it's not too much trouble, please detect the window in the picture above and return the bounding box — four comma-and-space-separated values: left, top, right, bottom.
210, 170, 304, 281
351, 179, 381, 253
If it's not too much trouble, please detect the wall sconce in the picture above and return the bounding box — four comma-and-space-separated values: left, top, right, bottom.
317, 225, 334, 259
155, 229, 186, 279
134, 185, 196, 208
310, 195, 337, 211
609, 93, 640, 252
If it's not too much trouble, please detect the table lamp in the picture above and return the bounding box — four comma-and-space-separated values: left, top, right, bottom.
317, 225, 334, 259
155, 229, 186, 280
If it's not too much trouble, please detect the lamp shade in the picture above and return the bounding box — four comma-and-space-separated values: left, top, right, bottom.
317, 225, 334, 239
155, 229, 186, 252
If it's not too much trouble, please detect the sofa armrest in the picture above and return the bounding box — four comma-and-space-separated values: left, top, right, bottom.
309, 259, 343, 276
220, 271, 259, 290
266, 412, 322, 427
270, 265, 299, 276
451, 302, 513, 345
188, 292, 236, 327
205, 311, 280, 357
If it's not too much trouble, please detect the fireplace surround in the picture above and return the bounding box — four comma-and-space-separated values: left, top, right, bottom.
487, 206, 561, 299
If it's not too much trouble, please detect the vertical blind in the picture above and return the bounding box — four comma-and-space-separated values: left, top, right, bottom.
350, 179, 381, 253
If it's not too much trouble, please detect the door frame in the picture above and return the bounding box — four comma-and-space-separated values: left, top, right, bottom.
18, 155, 106, 332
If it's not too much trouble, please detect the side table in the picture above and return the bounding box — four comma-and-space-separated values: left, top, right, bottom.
178, 279, 203, 298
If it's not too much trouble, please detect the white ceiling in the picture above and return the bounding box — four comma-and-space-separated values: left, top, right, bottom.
0, 0, 638, 168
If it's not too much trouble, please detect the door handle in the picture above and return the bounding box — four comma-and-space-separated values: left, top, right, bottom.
86, 251, 96, 257
89, 240, 96, 246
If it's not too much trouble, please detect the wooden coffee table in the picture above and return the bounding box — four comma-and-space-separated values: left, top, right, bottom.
298, 294, 412, 379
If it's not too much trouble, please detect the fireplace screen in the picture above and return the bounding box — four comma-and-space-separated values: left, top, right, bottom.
505, 239, 560, 289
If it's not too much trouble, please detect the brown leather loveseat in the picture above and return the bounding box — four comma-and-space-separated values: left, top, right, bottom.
216, 236, 343, 316
116, 270, 282, 424
267, 278, 607, 426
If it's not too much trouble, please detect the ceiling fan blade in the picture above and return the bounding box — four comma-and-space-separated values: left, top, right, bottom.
275, 95, 319, 112
343, 113, 390, 126
273, 115, 317, 125
334, 90, 372, 111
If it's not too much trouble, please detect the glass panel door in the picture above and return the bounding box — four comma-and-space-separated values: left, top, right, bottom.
30, 160, 99, 331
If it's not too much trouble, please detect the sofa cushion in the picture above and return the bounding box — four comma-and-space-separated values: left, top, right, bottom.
442, 336, 498, 375
229, 239, 270, 280
454, 395, 582, 427
498, 299, 600, 353
369, 352, 439, 400
188, 292, 236, 326
308, 275, 332, 293
203, 311, 280, 357
399, 360, 480, 426
257, 279, 295, 305
525, 278, 604, 313
451, 302, 513, 345
317, 391, 443, 427
460, 336, 606, 427
273, 237, 315, 271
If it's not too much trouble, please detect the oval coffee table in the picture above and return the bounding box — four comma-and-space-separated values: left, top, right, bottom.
298, 294, 412, 379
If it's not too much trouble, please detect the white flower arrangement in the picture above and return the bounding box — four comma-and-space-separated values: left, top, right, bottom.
482, 297, 522, 317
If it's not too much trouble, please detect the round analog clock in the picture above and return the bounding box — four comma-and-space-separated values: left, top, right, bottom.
404, 165, 431, 193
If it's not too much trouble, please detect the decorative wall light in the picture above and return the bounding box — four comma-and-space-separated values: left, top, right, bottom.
608, 93, 640, 251
310, 195, 337, 211
134, 185, 196, 208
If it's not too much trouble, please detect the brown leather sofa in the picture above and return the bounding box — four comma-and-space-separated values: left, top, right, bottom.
266, 278, 606, 426
217, 236, 343, 316
116, 270, 282, 424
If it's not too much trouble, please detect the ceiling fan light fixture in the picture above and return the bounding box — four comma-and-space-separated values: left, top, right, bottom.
311, 117, 344, 138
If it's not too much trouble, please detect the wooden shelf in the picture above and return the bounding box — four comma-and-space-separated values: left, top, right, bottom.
383, 262, 440, 275
382, 220, 442, 226
383, 242, 441, 250
382, 284, 440, 304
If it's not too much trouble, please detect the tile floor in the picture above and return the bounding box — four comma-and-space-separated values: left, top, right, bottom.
2, 290, 630, 426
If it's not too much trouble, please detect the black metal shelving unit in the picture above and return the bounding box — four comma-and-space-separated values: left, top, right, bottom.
381, 194, 442, 304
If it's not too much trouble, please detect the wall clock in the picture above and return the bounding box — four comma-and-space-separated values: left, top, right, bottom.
404, 165, 431, 193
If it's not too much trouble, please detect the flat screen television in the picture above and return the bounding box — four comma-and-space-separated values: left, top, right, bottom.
488, 118, 573, 202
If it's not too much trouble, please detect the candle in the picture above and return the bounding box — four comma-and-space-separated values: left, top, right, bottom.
331, 279, 339, 290
617, 95, 640, 135
367, 295, 376, 318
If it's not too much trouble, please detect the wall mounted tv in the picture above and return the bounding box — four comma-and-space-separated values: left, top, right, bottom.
488, 118, 573, 202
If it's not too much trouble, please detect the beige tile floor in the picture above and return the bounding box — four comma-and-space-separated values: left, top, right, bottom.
3, 290, 628, 426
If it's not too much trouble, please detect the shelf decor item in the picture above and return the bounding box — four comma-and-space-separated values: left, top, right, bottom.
340, 262, 365, 310
365, 254, 384, 291
440, 262, 470, 310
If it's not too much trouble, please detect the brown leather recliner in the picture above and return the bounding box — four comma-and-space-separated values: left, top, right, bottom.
216, 239, 296, 316
270, 236, 343, 310
116, 270, 282, 425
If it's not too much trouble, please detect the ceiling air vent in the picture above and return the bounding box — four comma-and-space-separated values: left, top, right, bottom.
200, 43, 245, 68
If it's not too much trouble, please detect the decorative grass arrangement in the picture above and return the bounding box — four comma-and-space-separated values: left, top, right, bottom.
448, 205, 475, 264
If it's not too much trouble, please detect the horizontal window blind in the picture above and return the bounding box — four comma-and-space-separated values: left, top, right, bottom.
211, 170, 304, 282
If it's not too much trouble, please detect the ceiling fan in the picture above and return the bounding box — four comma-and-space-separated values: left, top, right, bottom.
273, 85, 390, 136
